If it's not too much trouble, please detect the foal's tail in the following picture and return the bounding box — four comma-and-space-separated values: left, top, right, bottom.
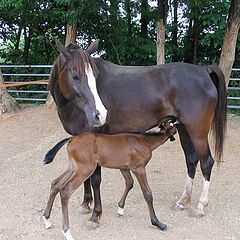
208, 65, 227, 162
44, 138, 71, 164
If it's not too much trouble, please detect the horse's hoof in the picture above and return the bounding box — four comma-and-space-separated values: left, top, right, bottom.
85, 220, 99, 230
117, 207, 124, 216
175, 202, 186, 210
42, 216, 52, 229
194, 209, 205, 218
80, 204, 91, 214
62, 229, 75, 240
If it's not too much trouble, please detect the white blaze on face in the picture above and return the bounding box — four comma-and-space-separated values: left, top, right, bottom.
85, 64, 107, 125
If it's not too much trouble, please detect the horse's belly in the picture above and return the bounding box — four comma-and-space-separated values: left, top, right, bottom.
106, 111, 163, 133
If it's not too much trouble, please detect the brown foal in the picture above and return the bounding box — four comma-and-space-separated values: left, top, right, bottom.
42, 121, 177, 240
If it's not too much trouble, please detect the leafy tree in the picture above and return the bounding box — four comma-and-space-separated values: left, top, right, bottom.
0, 0, 238, 67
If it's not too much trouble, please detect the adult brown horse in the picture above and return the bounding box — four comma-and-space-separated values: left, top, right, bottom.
48, 40, 227, 226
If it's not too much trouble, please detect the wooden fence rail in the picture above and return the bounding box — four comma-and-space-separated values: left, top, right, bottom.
0, 65, 240, 109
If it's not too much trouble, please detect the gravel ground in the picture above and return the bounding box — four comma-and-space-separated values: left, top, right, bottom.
0, 106, 239, 240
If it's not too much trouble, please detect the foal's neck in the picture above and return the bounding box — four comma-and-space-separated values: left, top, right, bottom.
139, 134, 169, 152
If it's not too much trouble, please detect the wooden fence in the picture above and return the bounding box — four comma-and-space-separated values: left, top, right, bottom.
0, 65, 240, 109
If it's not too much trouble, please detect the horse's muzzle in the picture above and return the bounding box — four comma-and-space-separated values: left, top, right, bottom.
93, 110, 107, 127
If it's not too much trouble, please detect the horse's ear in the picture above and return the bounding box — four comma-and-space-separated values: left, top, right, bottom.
57, 42, 71, 60
87, 39, 99, 54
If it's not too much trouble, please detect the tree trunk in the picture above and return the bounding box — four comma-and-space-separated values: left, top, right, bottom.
219, 0, 240, 86
140, 0, 149, 39
0, 68, 18, 115
192, 18, 199, 64
172, 0, 178, 62
125, 0, 132, 36
15, 28, 22, 50
23, 27, 32, 64
65, 22, 77, 46
156, 0, 168, 64
183, 19, 193, 63
156, 19, 165, 64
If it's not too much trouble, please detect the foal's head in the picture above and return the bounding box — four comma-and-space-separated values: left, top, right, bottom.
159, 120, 178, 141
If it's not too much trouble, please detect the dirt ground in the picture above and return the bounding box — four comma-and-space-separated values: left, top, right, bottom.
0, 106, 239, 240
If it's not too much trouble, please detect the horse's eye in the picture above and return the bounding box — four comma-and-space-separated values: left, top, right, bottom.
73, 75, 79, 81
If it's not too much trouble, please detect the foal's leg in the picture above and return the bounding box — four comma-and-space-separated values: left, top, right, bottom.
43, 170, 73, 229
117, 169, 134, 216
60, 163, 97, 240
132, 167, 167, 231
87, 165, 102, 227
175, 124, 198, 210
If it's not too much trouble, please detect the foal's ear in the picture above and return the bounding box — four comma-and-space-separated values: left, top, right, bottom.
86, 39, 99, 54
57, 43, 71, 60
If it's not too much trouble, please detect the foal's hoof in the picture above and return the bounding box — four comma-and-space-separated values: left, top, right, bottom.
80, 204, 91, 214
175, 202, 186, 210
117, 207, 124, 216
85, 220, 99, 230
42, 216, 52, 229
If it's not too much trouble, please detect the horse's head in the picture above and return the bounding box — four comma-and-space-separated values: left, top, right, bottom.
56, 40, 107, 128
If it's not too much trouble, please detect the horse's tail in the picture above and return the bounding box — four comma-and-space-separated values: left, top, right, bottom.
207, 64, 227, 163
44, 138, 71, 164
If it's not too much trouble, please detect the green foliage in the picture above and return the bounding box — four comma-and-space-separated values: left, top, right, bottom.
0, 0, 238, 105
0, 0, 236, 66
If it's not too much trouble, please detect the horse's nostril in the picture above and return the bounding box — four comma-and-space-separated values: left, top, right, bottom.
95, 110, 100, 121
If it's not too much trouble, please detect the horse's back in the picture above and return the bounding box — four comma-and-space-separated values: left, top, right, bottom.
97, 61, 218, 132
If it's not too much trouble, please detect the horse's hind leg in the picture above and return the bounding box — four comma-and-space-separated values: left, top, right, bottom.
117, 169, 134, 216
175, 124, 198, 209
43, 170, 73, 229
182, 124, 214, 217
132, 167, 167, 231
193, 139, 214, 217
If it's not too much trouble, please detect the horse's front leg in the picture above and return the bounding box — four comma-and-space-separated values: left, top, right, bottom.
80, 178, 93, 214
175, 125, 198, 209
117, 169, 134, 216
87, 165, 102, 229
